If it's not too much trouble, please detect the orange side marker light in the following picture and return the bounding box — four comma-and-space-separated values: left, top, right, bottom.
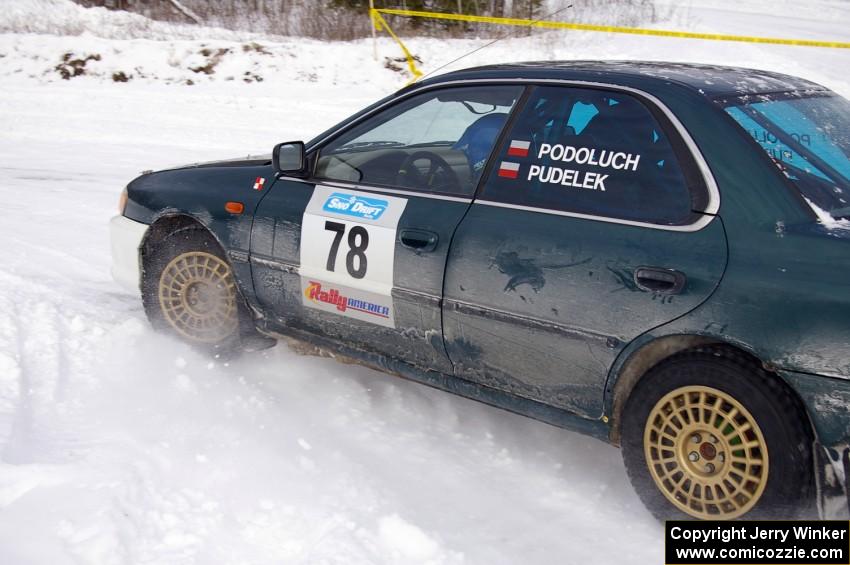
225, 201, 244, 214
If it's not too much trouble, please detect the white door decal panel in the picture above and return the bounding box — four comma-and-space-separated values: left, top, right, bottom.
299, 185, 408, 328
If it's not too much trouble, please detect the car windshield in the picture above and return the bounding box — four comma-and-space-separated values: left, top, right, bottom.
722, 92, 850, 219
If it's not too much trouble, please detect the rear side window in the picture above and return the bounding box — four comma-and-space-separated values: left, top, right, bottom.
721, 93, 850, 221
480, 86, 701, 225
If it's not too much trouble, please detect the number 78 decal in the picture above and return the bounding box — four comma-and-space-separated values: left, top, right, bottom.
299, 185, 407, 327
324, 220, 369, 279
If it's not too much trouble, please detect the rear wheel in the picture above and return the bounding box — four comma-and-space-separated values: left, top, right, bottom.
621, 348, 814, 520
143, 228, 241, 348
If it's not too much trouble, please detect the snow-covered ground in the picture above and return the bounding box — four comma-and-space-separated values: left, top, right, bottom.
0, 1, 848, 563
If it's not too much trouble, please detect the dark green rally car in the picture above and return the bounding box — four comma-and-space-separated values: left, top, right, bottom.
110, 61, 850, 521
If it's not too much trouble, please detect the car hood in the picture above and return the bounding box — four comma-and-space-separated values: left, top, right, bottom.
151, 154, 272, 174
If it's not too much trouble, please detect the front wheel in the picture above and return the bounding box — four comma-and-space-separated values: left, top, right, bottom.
621, 348, 814, 520
142, 228, 241, 348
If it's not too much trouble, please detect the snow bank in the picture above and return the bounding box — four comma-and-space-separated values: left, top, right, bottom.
1, 0, 849, 98
0, 32, 399, 87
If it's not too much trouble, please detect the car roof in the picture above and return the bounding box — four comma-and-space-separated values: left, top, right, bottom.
422, 60, 827, 98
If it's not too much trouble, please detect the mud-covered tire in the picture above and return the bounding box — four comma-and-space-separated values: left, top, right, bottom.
142, 228, 245, 350
621, 347, 814, 520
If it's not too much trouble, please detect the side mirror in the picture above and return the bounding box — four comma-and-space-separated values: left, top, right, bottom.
272, 141, 306, 176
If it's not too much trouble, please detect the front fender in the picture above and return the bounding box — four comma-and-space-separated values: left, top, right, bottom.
124, 164, 275, 253
123, 163, 276, 311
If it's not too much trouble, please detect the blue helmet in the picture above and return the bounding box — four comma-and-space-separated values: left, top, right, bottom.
453, 112, 509, 173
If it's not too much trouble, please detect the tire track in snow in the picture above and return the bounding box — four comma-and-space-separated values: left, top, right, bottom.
1, 285, 70, 463
0, 297, 29, 464
0, 267, 133, 464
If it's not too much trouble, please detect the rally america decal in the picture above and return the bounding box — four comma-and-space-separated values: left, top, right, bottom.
301, 279, 392, 326
500, 138, 642, 192
299, 185, 408, 328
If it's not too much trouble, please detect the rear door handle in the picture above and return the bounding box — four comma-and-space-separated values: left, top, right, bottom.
634, 267, 686, 295
399, 229, 439, 253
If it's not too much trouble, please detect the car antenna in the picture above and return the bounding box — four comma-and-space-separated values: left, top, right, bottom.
419, 4, 574, 82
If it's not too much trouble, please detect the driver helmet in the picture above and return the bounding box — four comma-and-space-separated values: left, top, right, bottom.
453, 113, 509, 174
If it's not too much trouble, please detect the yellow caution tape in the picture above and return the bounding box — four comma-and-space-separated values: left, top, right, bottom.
372, 7, 850, 51
371, 9, 423, 84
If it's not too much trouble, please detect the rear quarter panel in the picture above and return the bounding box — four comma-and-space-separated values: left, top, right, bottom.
607, 84, 850, 402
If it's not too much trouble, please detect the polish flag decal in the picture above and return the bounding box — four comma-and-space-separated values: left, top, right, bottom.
507, 139, 530, 157
253, 177, 265, 190
497, 161, 520, 179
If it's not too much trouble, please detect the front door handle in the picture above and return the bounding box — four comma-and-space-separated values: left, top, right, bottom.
634, 266, 686, 295
399, 229, 439, 253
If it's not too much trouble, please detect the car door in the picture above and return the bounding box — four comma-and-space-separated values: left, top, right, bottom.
250, 84, 524, 373
443, 84, 727, 418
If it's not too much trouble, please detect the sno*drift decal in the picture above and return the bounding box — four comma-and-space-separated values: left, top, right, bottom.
322, 192, 388, 221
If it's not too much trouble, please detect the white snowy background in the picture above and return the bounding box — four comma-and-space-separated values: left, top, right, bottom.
0, 0, 849, 563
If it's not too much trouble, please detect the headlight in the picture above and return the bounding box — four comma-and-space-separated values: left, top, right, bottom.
118, 188, 128, 214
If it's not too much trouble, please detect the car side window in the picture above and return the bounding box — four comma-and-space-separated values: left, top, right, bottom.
721, 94, 850, 217
481, 86, 702, 225
315, 85, 523, 196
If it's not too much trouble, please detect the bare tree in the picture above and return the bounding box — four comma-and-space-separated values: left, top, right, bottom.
69, 0, 659, 40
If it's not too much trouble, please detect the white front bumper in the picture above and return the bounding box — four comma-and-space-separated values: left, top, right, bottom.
110, 215, 149, 294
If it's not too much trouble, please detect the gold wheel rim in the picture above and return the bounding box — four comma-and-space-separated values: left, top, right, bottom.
157, 251, 238, 343
644, 385, 769, 519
